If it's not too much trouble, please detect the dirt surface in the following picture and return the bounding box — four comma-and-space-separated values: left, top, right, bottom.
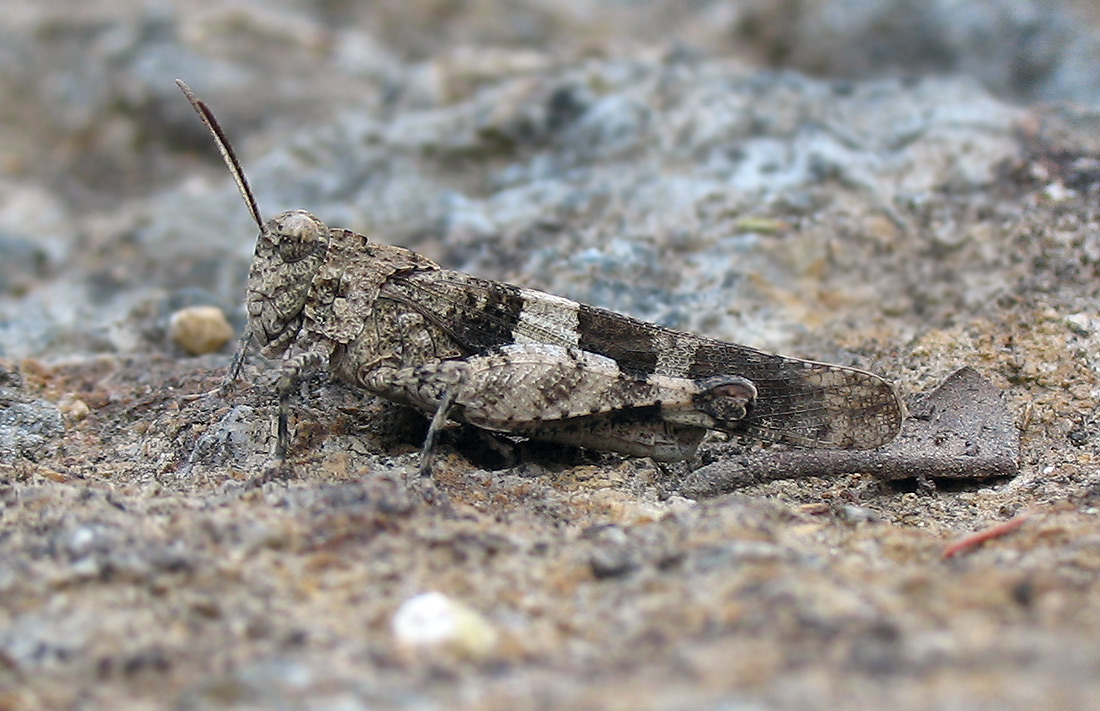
4, 1, 1100, 709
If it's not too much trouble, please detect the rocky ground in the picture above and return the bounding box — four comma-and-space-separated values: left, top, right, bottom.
3, 1, 1100, 709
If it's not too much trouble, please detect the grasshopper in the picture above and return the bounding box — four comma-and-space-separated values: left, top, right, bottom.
176, 80, 903, 499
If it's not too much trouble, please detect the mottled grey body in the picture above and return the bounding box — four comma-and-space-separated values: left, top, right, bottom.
178, 80, 904, 471
246, 208, 900, 461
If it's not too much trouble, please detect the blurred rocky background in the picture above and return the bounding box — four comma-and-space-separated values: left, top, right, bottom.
4, 1, 1100, 709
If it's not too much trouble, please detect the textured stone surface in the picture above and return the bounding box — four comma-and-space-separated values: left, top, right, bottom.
0, 367, 64, 463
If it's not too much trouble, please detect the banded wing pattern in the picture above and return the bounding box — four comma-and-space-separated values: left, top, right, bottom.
380, 271, 903, 450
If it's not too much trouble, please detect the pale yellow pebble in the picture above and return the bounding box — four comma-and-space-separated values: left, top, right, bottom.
169, 305, 234, 356
58, 397, 90, 421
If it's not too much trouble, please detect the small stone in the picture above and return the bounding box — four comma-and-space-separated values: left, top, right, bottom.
589, 546, 638, 579
1065, 312, 1093, 336
838, 504, 879, 524
169, 306, 234, 356
392, 591, 498, 660
58, 397, 90, 421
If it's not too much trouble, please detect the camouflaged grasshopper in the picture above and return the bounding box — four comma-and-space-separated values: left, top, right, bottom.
177, 80, 903, 496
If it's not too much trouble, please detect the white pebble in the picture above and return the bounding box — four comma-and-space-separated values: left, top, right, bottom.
392, 591, 498, 660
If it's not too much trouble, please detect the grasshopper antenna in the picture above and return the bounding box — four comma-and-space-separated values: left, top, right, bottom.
175, 79, 264, 231
176, 79, 260, 388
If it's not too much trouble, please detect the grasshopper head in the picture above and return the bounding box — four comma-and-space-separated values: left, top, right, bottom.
176, 81, 333, 359
247, 209, 330, 357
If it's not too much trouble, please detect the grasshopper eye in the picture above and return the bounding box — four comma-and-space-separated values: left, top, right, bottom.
277, 236, 316, 262
271, 210, 328, 263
